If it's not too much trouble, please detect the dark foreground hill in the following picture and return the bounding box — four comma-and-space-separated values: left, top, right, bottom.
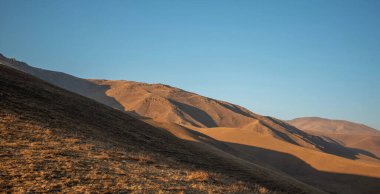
0, 65, 323, 193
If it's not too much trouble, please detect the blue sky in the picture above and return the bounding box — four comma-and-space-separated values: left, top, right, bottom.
1, 0, 380, 129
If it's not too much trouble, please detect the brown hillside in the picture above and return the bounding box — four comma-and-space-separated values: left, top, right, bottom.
288, 117, 379, 135
3, 54, 380, 193
288, 117, 380, 159
90, 79, 361, 159
0, 64, 324, 193
191, 126, 380, 194
1, 54, 358, 159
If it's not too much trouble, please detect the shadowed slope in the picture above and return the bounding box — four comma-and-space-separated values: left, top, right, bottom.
91, 79, 361, 159
0, 54, 124, 110
288, 117, 380, 159
223, 143, 380, 194
130, 118, 380, 193
89, 79, 255, 128
191, 126, 380, 194
0, 64, 324, 193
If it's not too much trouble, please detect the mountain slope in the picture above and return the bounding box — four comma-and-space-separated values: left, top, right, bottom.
0, 54, 355, 158
89, 79, 256, 128
0, 54, 124, 110
3, 54, 380, 193
87, 80, 372, 161
0, 64, 324, 193
288, 117, 379, 135
288, 117, 380, 159
191, 126, 380, 194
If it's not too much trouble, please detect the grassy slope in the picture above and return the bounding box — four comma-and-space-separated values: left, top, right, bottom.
0, 65, 323, 193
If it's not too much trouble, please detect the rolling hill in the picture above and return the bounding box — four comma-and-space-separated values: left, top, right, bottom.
191, 125, 380, 194
288, 117, 379, 135
288, 117, 380, 159
0, 54, 358, 158
0, 62, 323, 193
2, 53, 380, 193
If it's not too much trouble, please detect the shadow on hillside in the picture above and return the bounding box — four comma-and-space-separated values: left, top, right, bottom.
0, 56, 125, 111
206, 141, 380, 194
76, 81, 126, 111
169, 99, 218, 127
224, 142, 380, 193
349, 148, 380, 160
148, 120, 380, 194
265, 117, 380, 161
215, 100, 255, 118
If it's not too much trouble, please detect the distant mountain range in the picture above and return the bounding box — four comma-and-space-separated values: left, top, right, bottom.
1, 53, 379, 194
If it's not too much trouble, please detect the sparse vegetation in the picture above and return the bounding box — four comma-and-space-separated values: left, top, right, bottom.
0, 114, 275, 193
0, 65, 298, 193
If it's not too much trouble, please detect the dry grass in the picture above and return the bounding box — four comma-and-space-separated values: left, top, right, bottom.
186, 171, 209, 182
0, 114, 275, 193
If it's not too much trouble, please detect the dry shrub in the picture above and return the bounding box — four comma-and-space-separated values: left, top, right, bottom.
130, 153, 154, 164
258, 186, 270, 194
63, 138, 80, 143
93, 152, 111, 160
186, 171, 209, 182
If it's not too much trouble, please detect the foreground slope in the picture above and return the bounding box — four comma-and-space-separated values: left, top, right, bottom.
0, 65, 323, 193
288, 117, 380, 159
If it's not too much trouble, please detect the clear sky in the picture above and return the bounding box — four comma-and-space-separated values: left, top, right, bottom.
1, 0, 380, 129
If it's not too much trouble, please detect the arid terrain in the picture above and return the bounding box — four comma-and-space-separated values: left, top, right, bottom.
1, 54, 380, 193
288, 117, 380, 160
0, 62, 324, 193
